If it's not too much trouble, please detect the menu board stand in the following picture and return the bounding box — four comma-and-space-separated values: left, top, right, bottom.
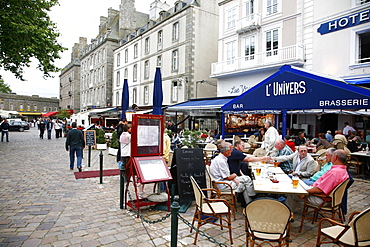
124, 156, 172, 215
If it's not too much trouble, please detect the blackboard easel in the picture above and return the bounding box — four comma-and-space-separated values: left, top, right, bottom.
84, 130, 96, 167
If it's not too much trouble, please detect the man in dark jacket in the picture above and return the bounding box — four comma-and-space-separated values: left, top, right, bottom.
1, 119, 10, 142
66, 122, 85, 172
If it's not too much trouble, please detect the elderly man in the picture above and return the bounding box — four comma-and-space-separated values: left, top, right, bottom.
273, 139, 293, 173
210, 141, 256, 205
334, 130, 347, 144
286, 149, 349, 211
325, 130, 333, 143
303, 148, 335, 186
263, 119, 279, 156
271, 145, 315, 179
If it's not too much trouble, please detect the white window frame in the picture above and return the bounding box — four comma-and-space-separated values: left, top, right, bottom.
157, 55, 162, 67
226, 41, 236, 64
265, 29, 279, 57
245, 0, 255, 19
133, 88, 137, 104
244, 35, 256, 60
145, 37, 150, 54
144, 86, 149, 104
173, 22, 179, 41
116, 91, 120, 106
227, 7, 237, 30
172, 81, 178, 102
117, 53, 121, 66
134, 44, 138, 58
124, 68, 128, 79
133, 64, 138, 82
157, 30, 163, 50
125, 49, 128, 63
266, 0, 279, 16
172, 50, 179, 71
116, 71, 120, 87
144, 60, 150, 79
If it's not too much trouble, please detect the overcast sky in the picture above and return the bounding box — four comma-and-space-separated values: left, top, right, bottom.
1, 0, 175, 98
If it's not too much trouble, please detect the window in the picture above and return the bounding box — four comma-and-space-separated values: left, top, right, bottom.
144, 86, 149, 104
125, 49, 128, 63
246, 0, 254, 19
124, 68, 128, 79
173, 22, 179, 41
117, 53, 121, 66
43, 106, 46, 112
144, 60, 150, 79
102, 66, 105, 81
133, 88, 137, 104
172, 50, 179, 71
33, 105, 37, 111
116, 91, 120, 106
357, 0, 370, 4
172, 81, 178, 102
20, 104, 23, 111
116, 71, 120, 87
244, 36, 255, 60
266, 29, 278, 56
359, 31, 370, 63
267, 0, 278, 15
157, 30, 163, 50
226, 41, 236, 64
145, 37, 150, 54
133, 64, 137, 82
10, 103, 13, 111
134, 44, 138, 58
157, 55, 162, 67
227, 7, 236, 29
27, 105, 30, 111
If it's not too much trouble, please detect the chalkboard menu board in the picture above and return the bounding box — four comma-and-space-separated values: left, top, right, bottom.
171, 148, 205, 203
85, 130, 96, 147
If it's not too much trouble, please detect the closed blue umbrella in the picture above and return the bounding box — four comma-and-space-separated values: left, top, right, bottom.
120, 79, 129, 120
152, 67, 163, 115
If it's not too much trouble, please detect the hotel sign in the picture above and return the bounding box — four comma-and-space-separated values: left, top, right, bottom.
317, 9, 370, 35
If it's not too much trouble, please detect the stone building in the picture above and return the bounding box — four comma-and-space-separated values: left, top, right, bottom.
59, 37, 87, 112
112, 0, 219, 108
78, 0, 149, 111
0, 93, 59, 121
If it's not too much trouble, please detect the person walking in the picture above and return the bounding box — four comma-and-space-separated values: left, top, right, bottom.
54, 120, 62, 138
46, 119, 53, 139
65, 122, 85, 172
39, 119, 46, 139
1, 119, 10, 142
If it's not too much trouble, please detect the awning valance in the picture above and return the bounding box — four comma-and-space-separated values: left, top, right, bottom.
166, 97, 235, 112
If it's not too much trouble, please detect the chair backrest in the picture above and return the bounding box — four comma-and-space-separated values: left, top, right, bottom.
336, 142, 346, 150
245, 199, 292, 235
204, 143, 217, 150
205, 165, 214, 189
248, 135, 256, 144
348, 207, 370, 244
253, 148, 266, 157
190, 176, 206, 209
329, 179, 350, 207
316, 148, 327, 155
313, 160, 320, 173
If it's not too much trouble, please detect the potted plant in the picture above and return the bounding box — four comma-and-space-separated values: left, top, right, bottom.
96, 129, 107, 150
181, 129, 206, 148
109, 131, 119, 155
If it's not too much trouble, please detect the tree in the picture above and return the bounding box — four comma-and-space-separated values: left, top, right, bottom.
56, 109, 71, 119
0, 0, 67, 80
0, 76, 11, 93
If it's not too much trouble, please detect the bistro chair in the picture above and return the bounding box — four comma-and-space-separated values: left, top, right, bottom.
253, 148, 266, 157
299, 179, 350, 232
203, 143, 217, 165
316, 207, 370, 246
205, 165, 237, 219
189, 176, 233, 244
316, 150, 327, 167
346, 155, 364, 178
243, 198, 294, 246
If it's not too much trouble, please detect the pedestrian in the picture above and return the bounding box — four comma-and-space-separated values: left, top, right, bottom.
1, 119, 10, 142
46, 118, 53, 139
39, 119, 46, 139
54, 120, 63, 138
65, 122, 85, 172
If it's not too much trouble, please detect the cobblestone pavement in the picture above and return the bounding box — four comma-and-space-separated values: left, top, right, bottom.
0, 127, 369, 246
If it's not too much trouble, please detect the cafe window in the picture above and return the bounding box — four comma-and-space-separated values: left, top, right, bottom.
358, 31, 370, 63
266, 29, 278, 56
133, 64, 137, 82
267, 0, 278, 15
144, 86, 149, 104
227, 7, 236, 30
226, 41, 236, 64
244, 36, 255, 60
144, 60, 150, 79
172, 50, 179, 71
173, 22, 179, 41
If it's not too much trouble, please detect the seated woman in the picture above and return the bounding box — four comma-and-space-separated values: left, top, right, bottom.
316, 133, 331, 149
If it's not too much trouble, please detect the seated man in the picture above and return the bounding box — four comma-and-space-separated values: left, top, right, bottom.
228, 140, 268, 177
303, 148, 335, 185
334, 130, 347, 145
294, 132, 307, 146
273, 139, 293, 173
271, 145, 315, 179
210, 141, 256, 205
286, 149, 349, 211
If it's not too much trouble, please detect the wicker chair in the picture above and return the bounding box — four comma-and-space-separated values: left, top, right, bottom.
299, 179, 350, 232
243, 198, 294, 246
253, 148, 266, 157
316, 207, 370, 246
346, 155, 364, 178
189, 176, 233, 244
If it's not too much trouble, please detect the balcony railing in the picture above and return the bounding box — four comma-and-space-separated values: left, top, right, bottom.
211, 44, 305, 76
236, 13, 261, 32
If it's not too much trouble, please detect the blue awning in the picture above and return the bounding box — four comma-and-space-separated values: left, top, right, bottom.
222, 65, 370, 113
344, 78, 370, 85
166, 97, 235, 111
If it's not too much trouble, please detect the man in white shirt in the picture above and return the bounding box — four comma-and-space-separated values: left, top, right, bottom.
343, 122, 355, 137
263, 119, 279, 156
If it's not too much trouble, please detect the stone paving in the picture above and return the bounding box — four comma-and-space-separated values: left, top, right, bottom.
0, 127, 369, 247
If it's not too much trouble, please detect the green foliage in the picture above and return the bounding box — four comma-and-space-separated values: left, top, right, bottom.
110, 131, 119, 149
56, 109, 71, 119
0, 76, 11, 93
0, 0, 67, 80
96, 129, 106, 144
181, 129, 206, 148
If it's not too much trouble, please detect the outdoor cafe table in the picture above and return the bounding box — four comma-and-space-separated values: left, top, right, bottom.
250, 163, 308, 195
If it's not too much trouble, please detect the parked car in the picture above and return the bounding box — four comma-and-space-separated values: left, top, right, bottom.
8, 121, 30, 132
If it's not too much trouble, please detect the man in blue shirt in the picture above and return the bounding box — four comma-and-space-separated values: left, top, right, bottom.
273, 139, 294, 173
325, 130, 333, 143
303, 148, 335, 185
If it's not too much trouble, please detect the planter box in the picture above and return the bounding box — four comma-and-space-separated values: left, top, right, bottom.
96, 143, 107, 150
109, 147, 118, 156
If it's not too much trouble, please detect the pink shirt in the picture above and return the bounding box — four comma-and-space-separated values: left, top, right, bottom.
312, 165, 349, 195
